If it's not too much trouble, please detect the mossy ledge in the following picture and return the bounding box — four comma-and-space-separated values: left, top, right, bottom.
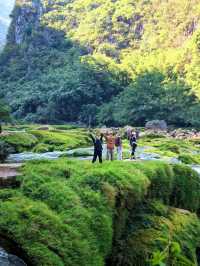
0, 159, 199, 265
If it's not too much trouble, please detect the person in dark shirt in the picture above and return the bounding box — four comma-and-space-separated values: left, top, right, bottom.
90, 132, 104, 163
130, 131, 137, 160
115, 133, 123, 160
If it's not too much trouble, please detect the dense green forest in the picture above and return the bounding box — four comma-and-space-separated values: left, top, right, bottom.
1, 0, 200, 126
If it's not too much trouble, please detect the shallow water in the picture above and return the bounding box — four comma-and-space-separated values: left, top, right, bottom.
7, 151, 67, 163
191, 165, 200, 174
6, 146, 200, 175
0, 247, 26, 266
7, 146, 151, 163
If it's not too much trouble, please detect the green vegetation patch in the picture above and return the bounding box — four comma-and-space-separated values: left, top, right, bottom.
0, 132, 38, 152
178, 153, 200, 165
0, 128, 91, 153
138, 136, 199, 158
30, 129, 90, 151
114, 201, 200, 266
0, 159, 199, 265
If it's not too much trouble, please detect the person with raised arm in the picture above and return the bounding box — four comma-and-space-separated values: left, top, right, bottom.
89, 131, 104, 163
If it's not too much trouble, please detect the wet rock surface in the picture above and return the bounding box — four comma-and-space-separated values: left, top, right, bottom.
0, 164, 22, 188
0, 237, 26, 266
0, 248, 26, 266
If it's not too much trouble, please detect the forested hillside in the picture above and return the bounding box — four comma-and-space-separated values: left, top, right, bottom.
1, 0, 200, 126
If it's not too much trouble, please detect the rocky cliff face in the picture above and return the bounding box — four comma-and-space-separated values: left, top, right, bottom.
8, 0, 44, 45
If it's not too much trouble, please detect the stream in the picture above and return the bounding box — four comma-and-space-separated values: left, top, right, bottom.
6, 146, 200, 175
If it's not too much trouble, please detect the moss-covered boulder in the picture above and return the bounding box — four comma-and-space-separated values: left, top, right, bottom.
111, 201, 200, 266
32, 143, 54, 153
178, 153, 200, 165
30, 129, 90, 151
0, 160, 199, 265
0, 132, 38, 153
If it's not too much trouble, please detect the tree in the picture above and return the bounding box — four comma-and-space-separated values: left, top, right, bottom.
105, 71, 199, 127
0, 100, 11, 133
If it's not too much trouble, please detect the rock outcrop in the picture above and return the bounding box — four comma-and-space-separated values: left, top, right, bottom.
145, 120, 167, 131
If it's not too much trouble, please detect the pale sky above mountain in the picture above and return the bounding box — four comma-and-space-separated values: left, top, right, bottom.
0, 0, 15, 47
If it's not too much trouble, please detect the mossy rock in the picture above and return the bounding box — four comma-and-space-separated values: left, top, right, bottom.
113, 201, 200, 266
32, 143, 54, 153
30, 129, 90, 151
0, 159, 199, 265
0, 132, 38, 153
178, 153, 200, 165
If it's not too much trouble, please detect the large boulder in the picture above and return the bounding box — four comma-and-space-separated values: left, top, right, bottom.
145, 120, 167, 131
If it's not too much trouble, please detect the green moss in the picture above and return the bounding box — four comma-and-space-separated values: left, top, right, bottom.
53, 125, 81, 130
32, 143, 54, 153
138, 136, 199, 158
0, 159, 199, 265
1, 126, 91, 153
116, 201, 200, 266
30, 129, 90, 151
178, 153, 200, 165
0, 132, 38, 152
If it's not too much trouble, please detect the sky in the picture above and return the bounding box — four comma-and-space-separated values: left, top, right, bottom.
0, 0, 15, 46
0, 0, 15, 24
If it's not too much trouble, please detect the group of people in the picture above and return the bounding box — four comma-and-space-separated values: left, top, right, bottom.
90, 130, 138, 164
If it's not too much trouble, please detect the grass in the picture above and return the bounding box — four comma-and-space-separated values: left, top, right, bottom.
0, 159, 199, 265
